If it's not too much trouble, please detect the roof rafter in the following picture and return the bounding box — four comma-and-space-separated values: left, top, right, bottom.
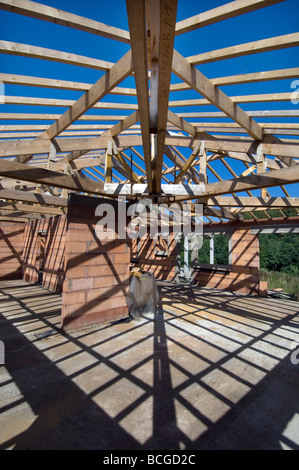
172, 49, 264, 141
175, 0, 286, 35
0, 0, 130, 43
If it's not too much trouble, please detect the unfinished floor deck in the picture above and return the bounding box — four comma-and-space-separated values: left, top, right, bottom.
0, 279, 299, 450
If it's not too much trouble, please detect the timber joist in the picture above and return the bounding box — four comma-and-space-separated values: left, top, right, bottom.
0, 0, 298, 222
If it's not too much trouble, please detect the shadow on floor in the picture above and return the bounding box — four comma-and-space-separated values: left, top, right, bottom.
0, 280, 298, 450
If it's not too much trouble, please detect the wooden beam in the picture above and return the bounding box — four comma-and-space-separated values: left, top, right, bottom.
149, 0, 178, 193
0, 188, 68, 206
170, 67, 299, 90
0, 210, 41, 219
174, 142, 201, 183
210, 67, 299, 87
0, 73, 136, 96
0, 40, 114, 71
0, 159, 106, 195
0, 216, 29, 222
2, 133, 299, 160
54, 110, 139, 169
111, 141, 141, 183
172, 49, 264, 140
215, 151, 283, 171
167, 110, 197, 137
241, 164, 256, 177
126, 0, 152, 193
0, 113, 128, 121
175, 0, 285, 35
169, 92, 294, 107
0, 202, 65, 215
187, 32, 299, 65
105, 146, 112, 184
204, 206, 244, 221
0, 0, 130, 43
164, 135, 299, 159
207, 196, 299, 208
0, 124, 138, 131
4, 95, 138, 110
202, 164, 299, 198
177, 110, 299, 119
164, 144, 201, 184
21, 49, 133, 166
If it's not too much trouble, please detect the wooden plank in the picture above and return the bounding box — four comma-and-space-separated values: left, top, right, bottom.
0, 73, 136, 95
45, 50, 133, 141
207, 196, 299, 207
164, 144, 201, 184
190, 122, 299, 131
0, 211, 39, 220
108, 110, 140, 138
126, 0, 152, 192
167, 110, 197, 137
0, 0, 130, 43
241, 164, 256, 176
112, 141, 141, 183
175, 0, 285, 35
199, 145, 207, 185
0, 40, 114, 71
4, 96, 138, 110
170, 67, 299, 90
0, 124, 137, 131
2, 133, 299, 159
3, 109, 297, 124
0, 202, 65, 215
105, 148, 112, 184
201, 164, 299, 198
174, 142, 201, 183
54, 110, 139, 169
172, 49, 264, 140
187, 32, 299, 65
164, 135, 299, 159
0, 188, 68, 206
0, 159, 106, 195
177, 110, 299, 119
204, 206, 243, 221
210, 67, 299, 87
210, 151, 283, 171
70, 157, 105, 170
151, 0, 178, 193
169, 92, 294, 107
0, 216, 29, 222
0, 113, 128, 121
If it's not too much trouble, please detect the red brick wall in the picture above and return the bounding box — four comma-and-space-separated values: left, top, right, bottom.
61, 197, 130, 331
0, 221, 25, 279
131, 231, 178, 281
23, 216, 66, 292
193, 228, 260, 294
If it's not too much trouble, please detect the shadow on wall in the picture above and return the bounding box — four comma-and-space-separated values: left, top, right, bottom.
0, 223, 24, 280
0, 280, 298, 450
22, 216, 66, 293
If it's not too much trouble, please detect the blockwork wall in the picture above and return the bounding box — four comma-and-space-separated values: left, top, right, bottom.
131, 231, 178, 281
61, 196, 130, 331
0, 221, 25, 280
23, 216, 66, 293
193, 227, 260, 294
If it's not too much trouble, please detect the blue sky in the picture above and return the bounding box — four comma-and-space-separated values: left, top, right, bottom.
0, 0, 298, 200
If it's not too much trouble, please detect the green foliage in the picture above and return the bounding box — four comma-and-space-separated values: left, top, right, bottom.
197, 236, 210, 263
197, 235, 229, 265
260, 268, 299, 300
259, 233, 299, 274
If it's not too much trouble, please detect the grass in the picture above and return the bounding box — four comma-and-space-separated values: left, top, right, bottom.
260, 269, 299, 301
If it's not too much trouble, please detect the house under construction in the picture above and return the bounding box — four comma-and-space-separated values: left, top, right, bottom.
0, 0, 298, 451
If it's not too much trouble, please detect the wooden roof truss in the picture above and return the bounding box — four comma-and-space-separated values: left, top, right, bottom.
0, 0, 298, 223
